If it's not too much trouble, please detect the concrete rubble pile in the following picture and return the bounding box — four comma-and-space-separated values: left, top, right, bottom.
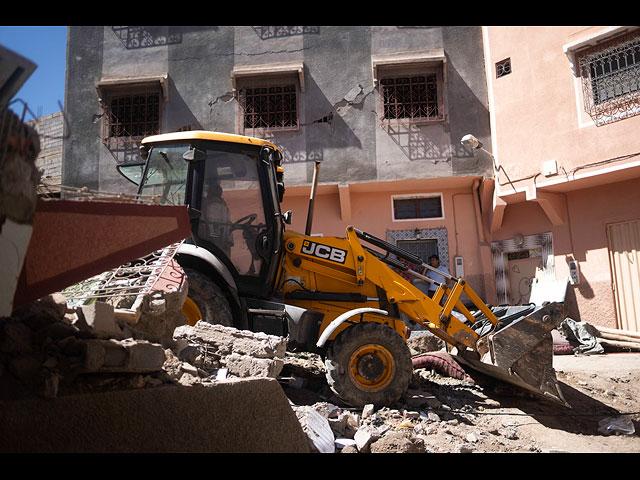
285, 330, 564, 453
291, 393, 527, 454
0, 285, 528, 453
0, 290, 289, 400
288, 344, 540, 454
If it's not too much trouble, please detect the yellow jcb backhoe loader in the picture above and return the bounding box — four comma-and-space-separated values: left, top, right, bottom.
118, 130, 568, 408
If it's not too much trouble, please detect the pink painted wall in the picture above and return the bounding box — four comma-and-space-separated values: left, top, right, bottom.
281, 180, 494, 299
493, 177, 640, 328
484, 26, 640, 329
484, 26, 640, 182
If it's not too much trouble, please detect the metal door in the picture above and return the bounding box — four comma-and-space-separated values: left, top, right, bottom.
607, 219, 640, 332
397, 239, 438, 264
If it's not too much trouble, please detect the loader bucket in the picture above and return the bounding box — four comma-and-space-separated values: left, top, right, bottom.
453, 302, 570, 408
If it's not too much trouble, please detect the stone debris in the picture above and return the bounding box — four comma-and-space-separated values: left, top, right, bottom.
0, 291, 289, 399
279, 331, 557, 454
292, 405, 335, 453
173, 321, 287, 380
6, 295, 635, 453
78, 302, 122, 336
0, 293, 171, 399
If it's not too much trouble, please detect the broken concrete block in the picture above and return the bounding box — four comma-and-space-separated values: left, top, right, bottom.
407, 332, 445, 355
123, 338, 167, 371
362, 403, 375, 419
173, 323, 287, 379
354, 426, 379, 453
173, 322, 287, 359
80, 302, 121, 335
0, 320, 33, 353
81, 338, 165, 373
38, 293, 68, 320
145, 293, 167, 315
328, 415, 349, 437
180, 362, 199, 376
293, 405, 335, 453
133, 273, 189, 341
224, 352, 284, 378
11, 293, 68, 329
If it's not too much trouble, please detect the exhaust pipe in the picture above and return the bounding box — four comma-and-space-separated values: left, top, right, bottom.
305, 161, 321, 236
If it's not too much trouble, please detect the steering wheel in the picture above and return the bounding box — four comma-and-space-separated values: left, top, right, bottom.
233, 213, 258, 227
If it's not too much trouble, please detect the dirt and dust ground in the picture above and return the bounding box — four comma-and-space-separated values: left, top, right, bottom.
280, 347, 640, 453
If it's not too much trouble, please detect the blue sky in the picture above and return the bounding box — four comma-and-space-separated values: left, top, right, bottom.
0, 25, 67, 119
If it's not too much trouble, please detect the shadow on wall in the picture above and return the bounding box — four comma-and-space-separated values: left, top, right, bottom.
379, 58, 492, 176
384, 122, 452, 164
267, 70, 373, 184
111, 26, 219, 50
251, 26, 320, 40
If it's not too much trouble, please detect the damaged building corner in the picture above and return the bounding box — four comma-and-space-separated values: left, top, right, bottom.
0, 107, 41, 317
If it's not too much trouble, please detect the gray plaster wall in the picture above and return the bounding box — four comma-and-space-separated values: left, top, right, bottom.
63, 26, 104, 191
63, 26, 491, 193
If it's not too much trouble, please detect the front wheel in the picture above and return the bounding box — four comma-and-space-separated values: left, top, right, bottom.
324, 322, 412, 408
181, 267, 234, 327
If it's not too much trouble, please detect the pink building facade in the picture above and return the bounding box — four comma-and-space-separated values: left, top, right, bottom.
480, 26, 640, 331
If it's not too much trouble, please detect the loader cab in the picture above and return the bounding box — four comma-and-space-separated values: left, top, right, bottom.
135, 131, 286, 299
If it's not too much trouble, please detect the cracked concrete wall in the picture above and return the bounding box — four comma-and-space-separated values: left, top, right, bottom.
63, 26, 491, 193
63, 26, 103, 193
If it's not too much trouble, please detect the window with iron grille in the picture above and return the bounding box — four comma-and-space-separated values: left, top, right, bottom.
393, 195, 443, 221
238, 77, 299, 133
379, 68, 444, 124
103, 88, 160, 145
495, 58, 511, 78
577, 30, 640, 124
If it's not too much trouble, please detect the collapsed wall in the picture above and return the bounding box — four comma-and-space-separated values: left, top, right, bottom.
0, 290, 309, 452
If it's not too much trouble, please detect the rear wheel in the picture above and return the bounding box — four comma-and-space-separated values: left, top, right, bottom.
325, 322, 412, 408
182, 267, 234, 327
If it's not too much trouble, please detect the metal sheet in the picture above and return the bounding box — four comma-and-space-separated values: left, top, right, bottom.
12, 198, 191, 310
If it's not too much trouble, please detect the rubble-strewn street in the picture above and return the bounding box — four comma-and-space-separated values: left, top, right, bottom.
1, 294, 639, 453
282, 347, 640, 453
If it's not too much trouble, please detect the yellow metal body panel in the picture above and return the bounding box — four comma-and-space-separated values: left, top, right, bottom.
277, 226, 499, 349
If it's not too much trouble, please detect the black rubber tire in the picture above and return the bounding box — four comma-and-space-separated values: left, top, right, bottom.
325, 322, 413, 408
183, 267, 234, 327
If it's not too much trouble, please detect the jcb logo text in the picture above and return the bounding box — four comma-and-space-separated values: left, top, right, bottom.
301, 240, 347, 264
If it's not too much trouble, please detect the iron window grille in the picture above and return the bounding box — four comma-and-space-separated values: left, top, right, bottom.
496, 58, 511, 78
238, 78, 299, 133
577, 30, 640, 124
102, 87, 161, 147
393, 195, 443, 220
379, 68, 444, 125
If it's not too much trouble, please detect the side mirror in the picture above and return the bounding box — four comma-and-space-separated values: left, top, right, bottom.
139, 144, 150, 160
283, 210, 293, 225
183, 148, 207, 162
